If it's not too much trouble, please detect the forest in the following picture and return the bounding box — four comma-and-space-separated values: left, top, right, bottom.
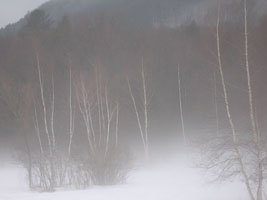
0, 0, 267, 199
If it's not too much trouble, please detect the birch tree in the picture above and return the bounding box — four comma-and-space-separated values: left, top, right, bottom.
177, 64, 186, 145
127, 58, 151, 159
76, 65, 130, 185
200, 1, 266, 200
213, 71, 219, 136
68, 58, 75, 158
35, 51, 56, 191
243, 0, 263, 199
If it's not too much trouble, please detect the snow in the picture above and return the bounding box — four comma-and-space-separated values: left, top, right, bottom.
0, 156, 248, 200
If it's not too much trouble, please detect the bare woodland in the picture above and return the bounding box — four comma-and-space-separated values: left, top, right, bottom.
0, 0, 266, 198
199, 1, 266, 200
25, 53, 132, 190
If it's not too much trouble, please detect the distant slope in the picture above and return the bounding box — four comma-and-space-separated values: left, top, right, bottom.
33, 0, 267, 26
1, 0, 266, 35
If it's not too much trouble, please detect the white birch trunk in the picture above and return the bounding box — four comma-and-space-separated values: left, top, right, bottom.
33, 97, 44, 155
50, 75, 56, 151
243, 1, 262, 199
141, 59, 149, 158
127, 78, 146, 153
127, 58, 150, 159
68, 63, 75, 157
214, 72, 219, 136
36, 52, 52, 156
115, 102, 119, 148
177, 64, 186, 145
216, 2, 255, 199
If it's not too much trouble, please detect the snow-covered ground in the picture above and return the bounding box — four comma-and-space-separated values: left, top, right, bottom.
0, 156, 248, 200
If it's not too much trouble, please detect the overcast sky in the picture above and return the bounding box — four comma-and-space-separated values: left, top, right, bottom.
0, 0, 48, 28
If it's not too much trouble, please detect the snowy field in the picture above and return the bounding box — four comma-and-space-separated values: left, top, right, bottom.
0, 156, 248, 200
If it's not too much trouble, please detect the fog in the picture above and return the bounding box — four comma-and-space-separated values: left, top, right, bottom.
0, 0, 267, 199
0, 155, 249, 200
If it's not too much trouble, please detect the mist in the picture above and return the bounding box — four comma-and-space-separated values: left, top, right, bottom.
0, 0, 267, 199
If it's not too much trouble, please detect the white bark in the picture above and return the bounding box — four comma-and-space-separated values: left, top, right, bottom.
115, 102, 119, 148
68, 63, 75, 157
216, 2, 255, 200
95, 67, 102, 146
105, 86, 111, 155
77, 69, 118, 156
78, 79, 94, 153
128, 78, 146, 152
33, 97, 43, 155
214, 71, 219, 136
127, 58, 149, 158
35, 51, 56, 190
36, 52, 52, 156
177, 64, 186, 145
50, 75, 56, 151
243, 1, 262, 199
244, 0, 257, 143
141, 59, 149, 157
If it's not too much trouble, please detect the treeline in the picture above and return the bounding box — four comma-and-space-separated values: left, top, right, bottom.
0, 4, 266, 194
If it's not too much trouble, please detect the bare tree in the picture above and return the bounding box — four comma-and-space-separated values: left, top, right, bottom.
215, 1, 255, 199
213, 71, 219, 136
127, 57, 151, 159
243, 0, 263, 199
76, 65, 131, 186
34, 51, 57, 191
200, 1, 266, 200
36, 52, 53, 157
115, 101, 119, 148
177, 64, 186, 145
68, 57, 75, 158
